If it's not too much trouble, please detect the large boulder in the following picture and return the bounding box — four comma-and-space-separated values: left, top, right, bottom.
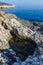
3, 18, 35, 40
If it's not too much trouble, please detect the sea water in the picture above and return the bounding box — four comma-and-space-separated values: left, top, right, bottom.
2, 7, 43, 22
1, 7, 43, 65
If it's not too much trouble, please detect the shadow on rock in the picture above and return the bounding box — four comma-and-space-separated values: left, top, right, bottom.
9, 38, 37, 61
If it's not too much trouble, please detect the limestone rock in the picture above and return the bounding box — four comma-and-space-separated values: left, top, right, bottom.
3, 18, 35, 40
0, 25, 12, 50
0, 11, 43, 62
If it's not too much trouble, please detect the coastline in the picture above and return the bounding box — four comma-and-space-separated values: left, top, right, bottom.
0, 1, 43, 65
0, 11, 43, 43
0, 5, 16, 9
0, 11, 43, 64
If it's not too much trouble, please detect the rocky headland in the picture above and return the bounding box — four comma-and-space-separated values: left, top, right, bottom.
0, 2, 15, 10
0, 12, 43, 65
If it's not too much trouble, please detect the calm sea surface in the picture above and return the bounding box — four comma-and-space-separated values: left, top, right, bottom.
2, 7, 43, 22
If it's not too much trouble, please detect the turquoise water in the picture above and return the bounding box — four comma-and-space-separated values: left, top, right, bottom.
2, 7, 43, 22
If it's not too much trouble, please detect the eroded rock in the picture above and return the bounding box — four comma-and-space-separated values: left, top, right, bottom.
0, 11, 43, 63
0, 24, 12, 50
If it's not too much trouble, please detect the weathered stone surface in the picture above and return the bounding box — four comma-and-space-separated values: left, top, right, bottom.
2, 17, 43, 43
0, 24, 12, 50
0, 11, 43, 64
0, 49, 17, 65
3, 18, 35, 40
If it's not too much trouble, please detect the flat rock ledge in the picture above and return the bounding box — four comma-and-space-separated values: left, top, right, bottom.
0, 11, 43, 62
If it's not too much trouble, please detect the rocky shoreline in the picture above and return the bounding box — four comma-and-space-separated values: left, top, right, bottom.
0, 5, 16, 10
0, 2, 15, 10
0, 12, 43, 65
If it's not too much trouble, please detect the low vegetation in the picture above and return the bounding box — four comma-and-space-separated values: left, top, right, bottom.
0, 2, 12, 6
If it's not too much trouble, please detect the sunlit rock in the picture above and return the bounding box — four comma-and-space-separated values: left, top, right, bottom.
0, 12, 43, 64
0, 25, 12, 50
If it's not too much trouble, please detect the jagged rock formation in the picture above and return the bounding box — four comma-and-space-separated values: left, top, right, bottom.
1, 12, 43, 43
0, 12, 43, 64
